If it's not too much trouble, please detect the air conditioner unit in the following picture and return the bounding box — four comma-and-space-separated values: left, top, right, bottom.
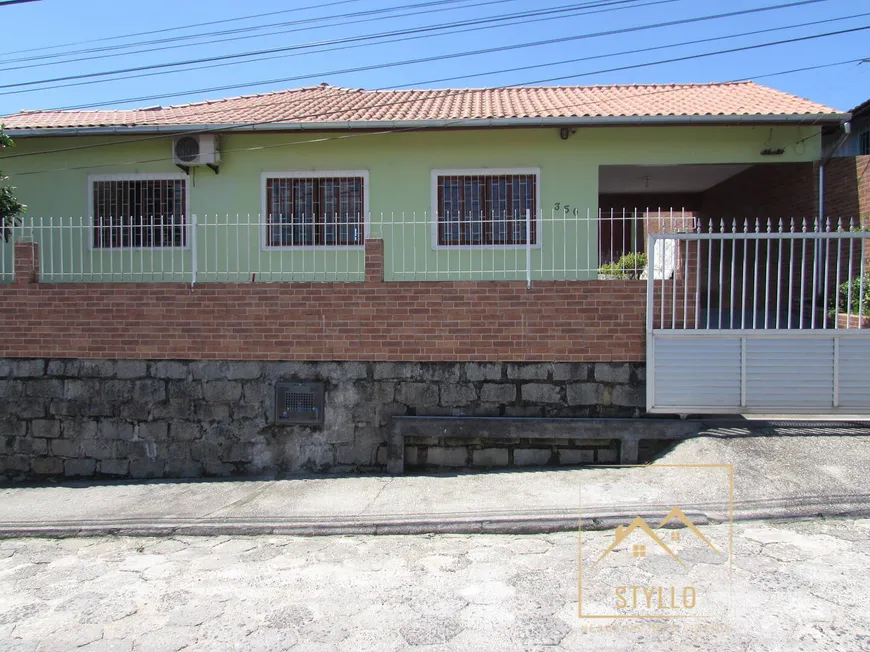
172, 134, 220, 166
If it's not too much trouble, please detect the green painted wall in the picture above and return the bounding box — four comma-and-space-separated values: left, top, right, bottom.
0, 125, 822, 282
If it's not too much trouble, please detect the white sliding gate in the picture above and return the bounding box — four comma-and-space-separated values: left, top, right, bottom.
647, 218, 870, 414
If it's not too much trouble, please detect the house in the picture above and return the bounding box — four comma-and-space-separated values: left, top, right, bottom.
0, 81, 863, 481
1, 83, 848, 275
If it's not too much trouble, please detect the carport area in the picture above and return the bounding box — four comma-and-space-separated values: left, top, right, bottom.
597, 161, 857, 329
598, 162, 752, 266
605, 164, 870, 415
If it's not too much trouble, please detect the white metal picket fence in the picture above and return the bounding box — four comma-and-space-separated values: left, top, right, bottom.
647, 217, 870, 415
0, 209, 690, 284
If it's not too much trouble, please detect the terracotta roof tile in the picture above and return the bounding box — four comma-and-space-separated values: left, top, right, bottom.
1, 82, 843, 131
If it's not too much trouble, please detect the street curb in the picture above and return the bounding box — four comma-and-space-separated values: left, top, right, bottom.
2, 506, 868, 539
0, 511, 710, 539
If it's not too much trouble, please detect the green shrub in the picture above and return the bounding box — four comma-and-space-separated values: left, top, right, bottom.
1, 127, 26, 242
599, 252, 648, 280
830, 271, 870, 317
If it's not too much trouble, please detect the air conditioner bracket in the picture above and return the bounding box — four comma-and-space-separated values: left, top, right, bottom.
174, 164, 220, 175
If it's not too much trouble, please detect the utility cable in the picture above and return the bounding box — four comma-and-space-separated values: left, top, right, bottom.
44, 8, 870, 113
0, 0, 829, 92
0, 0, 524, 69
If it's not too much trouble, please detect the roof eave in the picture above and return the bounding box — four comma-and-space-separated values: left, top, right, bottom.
4, 112, 849, 136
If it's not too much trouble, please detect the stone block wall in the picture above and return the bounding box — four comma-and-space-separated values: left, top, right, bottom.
0, 358, 646, 482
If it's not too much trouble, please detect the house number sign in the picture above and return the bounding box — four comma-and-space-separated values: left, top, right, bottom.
553, 203, 581, 215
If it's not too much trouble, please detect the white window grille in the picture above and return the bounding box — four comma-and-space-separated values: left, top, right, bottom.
89, 174, 188, 249
431, 169, 540, 248
262, 171, 367, 249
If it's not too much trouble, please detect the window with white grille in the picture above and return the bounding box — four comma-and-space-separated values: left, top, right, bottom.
434, 170, 538, 246
264, 173, 366, 247
91, 176, 187, 249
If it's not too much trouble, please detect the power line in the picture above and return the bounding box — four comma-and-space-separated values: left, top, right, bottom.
0, 0, 829, 92
46, 8, 870, 113
7, 48, 860, 176
499, 27, 870, 85
0, 0, 40, 6
0, 0, 506, 69
0, 0, 366, 57
402, 18, 870, 87
0, 0, 669, 100
23, 0, 674, 109
2, 22, 860, 164
0, 0, 829, 96
0, 1, 654, 89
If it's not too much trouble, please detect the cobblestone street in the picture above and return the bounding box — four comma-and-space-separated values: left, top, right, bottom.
1, 518, 869, 651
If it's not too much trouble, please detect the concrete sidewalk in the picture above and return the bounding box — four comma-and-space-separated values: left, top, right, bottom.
1, 426, 869, 537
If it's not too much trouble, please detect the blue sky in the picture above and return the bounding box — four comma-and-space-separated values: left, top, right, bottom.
0, 0, 867, 117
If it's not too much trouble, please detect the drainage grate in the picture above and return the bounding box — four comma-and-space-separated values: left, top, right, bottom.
274, 381, 325, 426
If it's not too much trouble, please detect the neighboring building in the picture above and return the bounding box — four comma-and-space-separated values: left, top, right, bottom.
816, 97, 870, 224
832, 98, 870, 157
0, 81, 861, 480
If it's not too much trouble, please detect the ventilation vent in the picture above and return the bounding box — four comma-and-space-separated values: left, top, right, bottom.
274, 380, 325, 426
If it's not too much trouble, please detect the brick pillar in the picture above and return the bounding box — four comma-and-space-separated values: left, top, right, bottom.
14, 241, 39, 284
365, 239, 384, 283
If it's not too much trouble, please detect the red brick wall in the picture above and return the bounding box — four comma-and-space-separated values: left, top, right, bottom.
0, 241, 667, 362
825, 156, 870, 289
701, 162, 818, 223
700, 157, 869, 224
0, 281, 654, 362
822, 155, 870, 221
696, 160, 869, 320
860, 155, 870, 219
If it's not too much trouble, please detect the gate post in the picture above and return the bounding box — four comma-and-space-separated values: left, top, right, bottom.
645, 234, 656, 412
